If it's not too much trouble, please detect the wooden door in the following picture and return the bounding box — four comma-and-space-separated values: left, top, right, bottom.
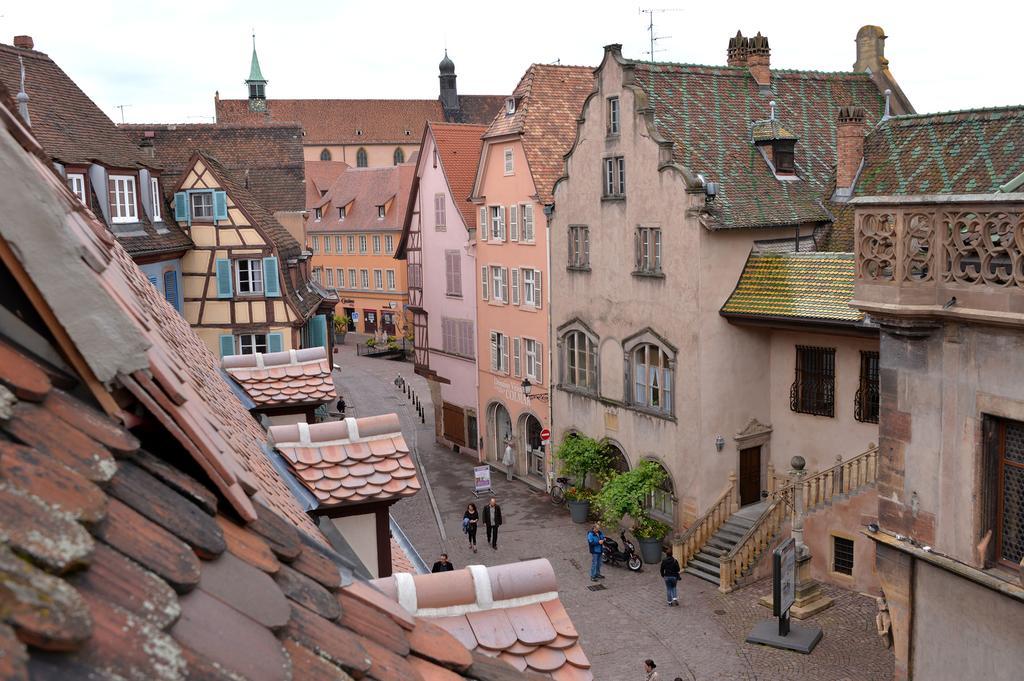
739, 446, 762, 506
363, 309, 377, 333
442, 402, 466, 446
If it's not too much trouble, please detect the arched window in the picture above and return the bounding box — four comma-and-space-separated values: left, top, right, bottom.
319, 148, 332, 161
623, 330, 675, 416
644, 460, 676, 524
356, 148, 368, 168
605, 443, 629, 475
561, 329, 598, 393
393, 148, 405, 165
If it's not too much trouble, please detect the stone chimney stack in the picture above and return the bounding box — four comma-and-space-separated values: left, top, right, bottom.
835, 106, 866, 192
727, 31, 748, 67
746, 32, 771, 89
13, 35, 34, 50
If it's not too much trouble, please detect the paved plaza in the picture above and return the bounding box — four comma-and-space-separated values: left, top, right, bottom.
333, 342, 894, 681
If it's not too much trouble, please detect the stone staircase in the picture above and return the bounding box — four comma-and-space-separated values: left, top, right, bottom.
683, 502, 765, 586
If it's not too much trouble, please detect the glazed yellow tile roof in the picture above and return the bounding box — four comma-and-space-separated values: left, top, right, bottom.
721, 252, 864, 323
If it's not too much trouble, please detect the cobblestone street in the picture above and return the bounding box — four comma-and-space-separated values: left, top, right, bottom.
334, 342, 894, 681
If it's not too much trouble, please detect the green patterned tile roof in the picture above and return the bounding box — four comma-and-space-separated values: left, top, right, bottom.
721, 251, 864, 323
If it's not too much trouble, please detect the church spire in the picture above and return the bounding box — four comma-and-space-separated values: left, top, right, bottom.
246, 32, 268, 112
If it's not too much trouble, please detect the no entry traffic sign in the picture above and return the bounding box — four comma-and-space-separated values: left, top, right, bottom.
540, 428, 551, 442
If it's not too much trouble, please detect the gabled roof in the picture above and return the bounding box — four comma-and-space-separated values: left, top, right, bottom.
308, 164, 416, 233
269, 414, 422, 506
630, 59, 885, 229
721, 251, 866, 325
122, 122, 306, 214
483, 64, 595, 204
222, 347, 337, 409
305, 159, 349, 208
374, 559, 593, 679
432, 121, 488, 227
457, 94, 507, 125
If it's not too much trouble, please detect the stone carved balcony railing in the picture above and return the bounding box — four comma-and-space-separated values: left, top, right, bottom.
851, 195, 1024, 327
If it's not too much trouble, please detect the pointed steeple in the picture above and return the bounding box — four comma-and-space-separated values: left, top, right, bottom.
246, 32, 268, 112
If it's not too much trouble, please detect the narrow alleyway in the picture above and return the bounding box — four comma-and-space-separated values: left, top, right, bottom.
333, 342, 894, 681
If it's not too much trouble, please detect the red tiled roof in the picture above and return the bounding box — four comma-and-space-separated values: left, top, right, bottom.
223, 347, 337, 408
457, 95, 508, 126
374, 559, 593, 680
305, 159, 349, 208
484, 65, 595, 204
391, 537, 418, 574
431, 122, 488, 228
269, 414, 422, 506
122, 122, 307, 214
308, 163, 416, 234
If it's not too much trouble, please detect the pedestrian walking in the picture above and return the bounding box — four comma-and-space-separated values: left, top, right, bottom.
643, 659, 659, 681
431, 553, 454, 573
463, 503, 479, 553
502, 437, 515, 481
336, 396, 346, 418
587, 523, 606, 582
660, 546, 680, 606
483, 497, 502, 549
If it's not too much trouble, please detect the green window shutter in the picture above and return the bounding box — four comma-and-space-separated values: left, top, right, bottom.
215, 259, 233, 298
268, 332, 284, 353
214, 191, 229, 222
263, 257, 281, 297
173, 192, 188, 222
309, 314, 328, 350
219, 334, 235, 358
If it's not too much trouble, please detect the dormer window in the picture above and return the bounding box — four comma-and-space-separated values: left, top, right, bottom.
338, 206, 346, 220
377, 205, 385, 219
107, 175, 138, 223
314, 207, 322, 221
773, 140, 796, 175
505, 97, 516, 115
356, 129, 364, 136
319, 190, 327, 197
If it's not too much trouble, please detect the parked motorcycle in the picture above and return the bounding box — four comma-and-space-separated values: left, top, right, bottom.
601, 531, 643, 572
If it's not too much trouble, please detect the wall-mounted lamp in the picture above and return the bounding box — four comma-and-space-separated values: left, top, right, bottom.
714, 434, 725, 452
521, 378, 549, 403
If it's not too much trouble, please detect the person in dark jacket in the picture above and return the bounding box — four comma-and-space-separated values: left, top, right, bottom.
463, 503, 479, 553
431, 553, 454, 573
483, 497, 502, 549
336, 396, 346, 417
587, 523, 606, 582
660, 546, 681, 606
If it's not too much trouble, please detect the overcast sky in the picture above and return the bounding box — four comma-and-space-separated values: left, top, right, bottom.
5, 0, 1022, 124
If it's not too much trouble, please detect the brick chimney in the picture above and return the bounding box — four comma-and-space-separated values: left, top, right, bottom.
13, 35, 34, 50
835, 106, 866, 193
727, 31, 748, 67
747, 32, 771, 89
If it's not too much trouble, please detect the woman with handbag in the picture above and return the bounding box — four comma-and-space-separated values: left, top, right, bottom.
659, 546, 680, 606
463, 503, 479, 553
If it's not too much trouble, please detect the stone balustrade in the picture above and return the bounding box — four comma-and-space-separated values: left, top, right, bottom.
674, 473, 738, 569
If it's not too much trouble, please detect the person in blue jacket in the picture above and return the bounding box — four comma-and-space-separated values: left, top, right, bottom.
587, 522, 606, 582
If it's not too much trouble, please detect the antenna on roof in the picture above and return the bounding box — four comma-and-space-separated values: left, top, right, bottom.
639, 7, 683, 62
115, 104, 131, 124
550, 58, 561, 65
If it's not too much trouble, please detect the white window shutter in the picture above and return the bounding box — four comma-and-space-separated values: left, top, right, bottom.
479, 207, 488, 240
481, 266, 488, 300
490, 332, 498, 370
499, 208, 506, 242
510, 205, 519, 241
513, 337, 521, 377
503, 335, 510, 374
536, 341, 543, 382
534, 270, 542, 308
511, 268, 520, 305
501, 267, 509, 303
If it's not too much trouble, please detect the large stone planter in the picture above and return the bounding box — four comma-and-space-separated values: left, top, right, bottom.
567, 500, 590, 524
638, 536, 664, 564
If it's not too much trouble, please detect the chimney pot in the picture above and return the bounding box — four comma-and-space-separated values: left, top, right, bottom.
746, 32, 771, 88
727, 31, 748, 67
836, 106, 866, 192
13, 35, 34, 50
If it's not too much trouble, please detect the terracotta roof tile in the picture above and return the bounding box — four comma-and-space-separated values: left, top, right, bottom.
0, 338, 51, 400
0, 441, 106, 524
223, 346, 337, 408
431, 122, 488, 227
721, 251, 865, 324
0, 484, 93, 573
269, 414, 421, 506
483, 65, 594, 204
216, 514, 281, 575
308, 163, 416, 235
275, 563, 341, 621
0, 623, 28, 680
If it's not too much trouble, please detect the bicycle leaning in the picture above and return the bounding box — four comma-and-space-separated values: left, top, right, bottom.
549, 476, 570, 505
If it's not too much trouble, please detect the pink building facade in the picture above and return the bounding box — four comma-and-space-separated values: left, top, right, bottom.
471, 66, 594, 488
398, 122, 486, 451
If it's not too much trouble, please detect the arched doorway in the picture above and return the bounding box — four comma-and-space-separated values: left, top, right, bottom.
489, 403, 512, 464
644, 459, 676, 528
606, 442, 630, 475
521, 413, 544, 480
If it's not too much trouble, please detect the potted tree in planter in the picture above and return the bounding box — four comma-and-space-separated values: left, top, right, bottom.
553, 435, 609, 523
333, 314, 351, 347
594, 460, 669, 564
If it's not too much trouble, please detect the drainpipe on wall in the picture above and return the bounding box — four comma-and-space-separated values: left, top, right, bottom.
543, 202, 555, 492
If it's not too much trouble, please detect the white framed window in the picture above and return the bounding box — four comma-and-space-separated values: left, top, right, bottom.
385, 235, 394, 253
349, 268, 357, 288
313, 267, 322, 284
238, 333, 268, 355
311, 235, 320, 254
563, 330, 598, 392
490, 331, 509, 373
190, 191, 214, 220
504, 147, 514, 175
336, 268, 345, 288
236, 259, 264, 295
150, 177, 161, 220
373, 269, 383, 290
569, 225, 590, 268
360, 269, 369, 289
386, 270, 396, 290
324, 235, 332, 253
67, 174, 86, 204
635, 227, 662, 274
490, 266, 508, 303
434, 193, 447, 231
338, 206, 346, 221
107, 175, 138, 223
521, 204, 534, 242
348, 235, 356, 253
335, 236, 343, 252
631, 343, 673, 414
359, 235, 367, 254
603, 157, 625, 197
373, 235, 381, 254
445, 250, 462, 297
377, 205, 386, 219
608, 97, 620, 135
325, 268, 334, 287
524, 338, 542, 381
490, 206, 504, 241
522, 268, 542, 307
314, 207, 322, 222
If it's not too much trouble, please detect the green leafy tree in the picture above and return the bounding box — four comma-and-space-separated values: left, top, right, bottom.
594, 460, 670, 537
553, 435, 611, 487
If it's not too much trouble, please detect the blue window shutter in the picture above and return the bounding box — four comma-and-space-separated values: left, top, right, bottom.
147, 274, 158, 288
215, 259, 233, 298
214, 191, 228, 222
219, 334, 235, 358
173, 192, 188, 222
268, 333, 284, 353
309, 314, 328, 350
163, 270, 179, 311
263, 257, 281, 297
